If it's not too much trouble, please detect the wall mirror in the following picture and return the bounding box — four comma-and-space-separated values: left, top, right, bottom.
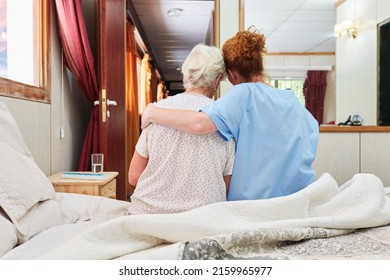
379, 19, 390, 126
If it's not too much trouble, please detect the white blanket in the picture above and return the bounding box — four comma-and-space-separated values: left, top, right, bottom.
38, 173, 390, 260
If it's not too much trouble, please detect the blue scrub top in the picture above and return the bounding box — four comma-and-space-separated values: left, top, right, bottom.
201, 82, 319, 201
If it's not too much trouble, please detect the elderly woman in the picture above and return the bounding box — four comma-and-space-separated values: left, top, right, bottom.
126, 44, 235, 215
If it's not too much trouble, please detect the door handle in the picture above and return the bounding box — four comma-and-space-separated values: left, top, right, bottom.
100, 90, 116, 121
95, 99, 117, 106
107, 99, 117, 106
106, 99, 117, 119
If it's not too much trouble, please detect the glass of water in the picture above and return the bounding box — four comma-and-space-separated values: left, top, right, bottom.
91, 153, 104, 173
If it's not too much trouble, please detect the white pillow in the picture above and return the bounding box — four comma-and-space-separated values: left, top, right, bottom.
0, 102, 32, 157
0, 103, 65, 244
15, 199, 63, 244
0, 141, 55, 222
0, 213, 17, 257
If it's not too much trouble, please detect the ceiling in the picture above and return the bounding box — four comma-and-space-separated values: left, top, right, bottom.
127, 0, 339, 90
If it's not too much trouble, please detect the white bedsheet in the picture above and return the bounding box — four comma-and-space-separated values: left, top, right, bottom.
1, 192, 130, 259
36, 173, 390, 260
2, 221, 94, 259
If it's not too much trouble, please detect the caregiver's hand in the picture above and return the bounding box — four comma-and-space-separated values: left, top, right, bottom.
141, 103, 155, 129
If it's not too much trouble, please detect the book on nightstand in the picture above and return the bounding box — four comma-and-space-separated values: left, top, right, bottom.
61, 172, 107, 181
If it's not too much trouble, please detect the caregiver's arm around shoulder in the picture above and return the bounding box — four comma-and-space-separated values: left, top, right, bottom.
141, 103, 216, 134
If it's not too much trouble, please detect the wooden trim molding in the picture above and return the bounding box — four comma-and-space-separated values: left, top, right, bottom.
0, 78, 49, 102
213, 0, 220, 48
335, 0, 347, 8
320, 126, 390, 133
239, 0, 245, 31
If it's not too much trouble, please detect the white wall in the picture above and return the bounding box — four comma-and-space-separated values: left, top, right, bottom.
217, 0, 240, 95
264, 55, 335, 80
0, 96, 51, 173
324, 69, 336, 124
49, 3, 91, 175
378, 0, 390, 23
336, 0, 390, 125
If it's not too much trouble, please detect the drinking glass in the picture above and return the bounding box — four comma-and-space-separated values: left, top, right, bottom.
91, 153, 104, 173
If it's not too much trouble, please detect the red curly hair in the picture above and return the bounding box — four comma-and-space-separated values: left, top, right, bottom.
222, 27, 266, 82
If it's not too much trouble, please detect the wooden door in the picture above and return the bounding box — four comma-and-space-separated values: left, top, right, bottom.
97, 0, 127, 200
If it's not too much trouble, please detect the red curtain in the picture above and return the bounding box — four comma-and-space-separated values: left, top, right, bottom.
54, 0, 99, 171
303, 71, 328, 124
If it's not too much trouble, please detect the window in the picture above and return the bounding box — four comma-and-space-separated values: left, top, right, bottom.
269, 79, 305, 105
0, 0, 50, 103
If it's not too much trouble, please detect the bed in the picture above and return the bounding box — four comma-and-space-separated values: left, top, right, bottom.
1, 101, 390, 260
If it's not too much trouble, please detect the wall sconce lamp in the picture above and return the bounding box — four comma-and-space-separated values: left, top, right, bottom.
334, 20, 357, 38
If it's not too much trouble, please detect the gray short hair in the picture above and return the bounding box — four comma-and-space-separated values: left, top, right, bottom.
182, 44, 225, 89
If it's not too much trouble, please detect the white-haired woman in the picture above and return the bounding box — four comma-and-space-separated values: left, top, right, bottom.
126, 44, 235, 215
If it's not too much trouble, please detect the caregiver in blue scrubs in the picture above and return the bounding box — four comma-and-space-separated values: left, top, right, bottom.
141, 28, 319, 201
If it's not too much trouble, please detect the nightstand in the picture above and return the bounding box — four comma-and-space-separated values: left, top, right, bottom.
48, 171, 118, 199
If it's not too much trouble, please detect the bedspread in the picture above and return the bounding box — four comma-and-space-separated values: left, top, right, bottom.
182, 225, 390, 260
37, 173, 390, 260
